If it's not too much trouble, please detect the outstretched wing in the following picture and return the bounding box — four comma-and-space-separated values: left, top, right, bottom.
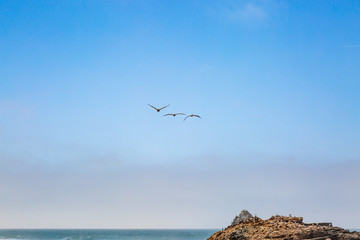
175, 113, 185, 115
159, 105, 170, 111
184, 114, 201, 121
148, 104, 159, 111
163, 113, 172, 116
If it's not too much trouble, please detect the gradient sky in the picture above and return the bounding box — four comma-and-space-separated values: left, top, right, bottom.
1, 0, 360, 229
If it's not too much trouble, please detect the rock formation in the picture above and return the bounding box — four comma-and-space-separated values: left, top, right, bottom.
231, 210, 253, 226
209, 211, 360, 240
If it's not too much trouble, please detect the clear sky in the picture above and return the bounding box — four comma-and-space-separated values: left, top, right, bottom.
0, 0, 360, 229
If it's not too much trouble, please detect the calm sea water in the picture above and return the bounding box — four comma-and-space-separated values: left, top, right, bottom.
0, 229, 218, 240
1, 229, 358, 240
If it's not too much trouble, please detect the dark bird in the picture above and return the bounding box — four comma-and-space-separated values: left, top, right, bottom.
164, 113, 185, 117
148, 104, 169, 112
184, 114, 201, 121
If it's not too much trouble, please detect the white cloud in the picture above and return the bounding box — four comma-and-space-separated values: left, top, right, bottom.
227, 2, 266, 21
215, 0, 278, 23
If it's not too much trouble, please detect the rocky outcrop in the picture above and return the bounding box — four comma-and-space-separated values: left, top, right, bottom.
231, 210, 253, 226
209, 211, 360, 240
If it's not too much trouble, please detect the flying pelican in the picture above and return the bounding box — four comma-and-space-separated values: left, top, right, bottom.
148, 104, 169, 112
164, 113, 185, 117
184, 114, 201, 121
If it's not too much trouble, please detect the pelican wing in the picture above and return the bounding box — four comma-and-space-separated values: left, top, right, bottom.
159, 105, 169, 111
163, 114, 172, 116
184, 114, 201, 121
175, 113, 185, 115
148, 104, 159, 111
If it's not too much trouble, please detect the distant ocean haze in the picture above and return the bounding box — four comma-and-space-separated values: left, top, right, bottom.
0, 229, 219, 240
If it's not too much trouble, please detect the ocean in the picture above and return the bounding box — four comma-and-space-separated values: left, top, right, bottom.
1, 229, 359, 240
0, 229, 218, 240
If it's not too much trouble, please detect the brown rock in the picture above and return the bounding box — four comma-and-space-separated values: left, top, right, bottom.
208, 215, 360, 240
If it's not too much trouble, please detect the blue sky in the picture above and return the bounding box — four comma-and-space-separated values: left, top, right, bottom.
0, 0, 360, 228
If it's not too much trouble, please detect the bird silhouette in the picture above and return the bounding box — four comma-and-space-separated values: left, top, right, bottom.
184, 114, 201, 121
148, 104, 169, 112
164, 113, 185, 117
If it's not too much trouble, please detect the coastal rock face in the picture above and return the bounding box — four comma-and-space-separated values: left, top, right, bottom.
231, 210, 253, 226
209, 212, 360, 240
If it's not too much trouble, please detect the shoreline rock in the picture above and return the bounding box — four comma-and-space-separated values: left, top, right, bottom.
209, 210, 360, 240
231, 210, 253, 226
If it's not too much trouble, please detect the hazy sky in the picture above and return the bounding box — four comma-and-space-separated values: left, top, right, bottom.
1, 0, 360, 229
